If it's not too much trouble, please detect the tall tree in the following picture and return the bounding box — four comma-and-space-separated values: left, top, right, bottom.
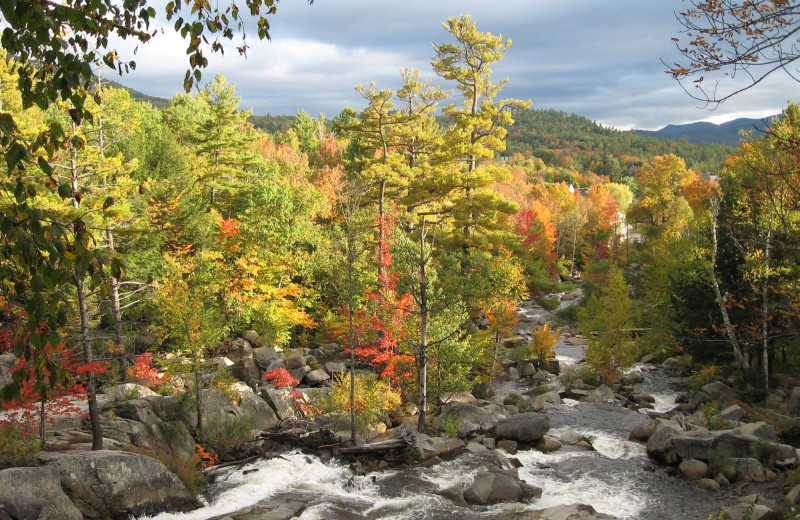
432, 14, 530, 252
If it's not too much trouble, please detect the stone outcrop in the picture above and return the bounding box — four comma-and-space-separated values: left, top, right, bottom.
497, 503, 618, 519
0, 466, 83, 520
434, 401, 500, 434
46, 450, 199, 518
645, 417, 791, 483
462, 467, 542, 505
494, 412, 550, 445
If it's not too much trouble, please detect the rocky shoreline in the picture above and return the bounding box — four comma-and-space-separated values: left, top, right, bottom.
2, 300, 800, 519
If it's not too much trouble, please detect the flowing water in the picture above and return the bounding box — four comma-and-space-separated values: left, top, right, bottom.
138, 299, 787, 520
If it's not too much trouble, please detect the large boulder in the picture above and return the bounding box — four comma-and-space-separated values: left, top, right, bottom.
262, 387, 299, 420
47, 450, 199, 518
254, 347, 282, 371
790, 386, 800, 416
230, 358, 261, 385
584, 384, 616, 404
0, 353, 16, 389
463, 469, 541, 505
435, 401, 500, 433
227, 337, 253, 362
0, 466, 83, 520
646, 419, 779, 465
500, 503, 618, 519
494, 412, 550, 445
242, 330, 266, 348
105, 383, 157, 401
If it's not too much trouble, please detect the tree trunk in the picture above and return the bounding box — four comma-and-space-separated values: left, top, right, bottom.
417, 221, 429, 434
709, 198, 750, 374
76, 275, 103, 450
760, 226, 771, 390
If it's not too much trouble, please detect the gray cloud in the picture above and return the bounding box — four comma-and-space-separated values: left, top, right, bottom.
113, 0, 797, 130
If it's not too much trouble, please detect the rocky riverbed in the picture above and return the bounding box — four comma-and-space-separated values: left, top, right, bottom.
2, 289, 800, 520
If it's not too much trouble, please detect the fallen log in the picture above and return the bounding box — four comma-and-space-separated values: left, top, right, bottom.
339, 426, 416, 455
259, 427, 343, 451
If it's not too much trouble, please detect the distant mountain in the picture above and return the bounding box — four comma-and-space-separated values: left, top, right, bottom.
105, 80, 170, 109
638, 116, 779, 146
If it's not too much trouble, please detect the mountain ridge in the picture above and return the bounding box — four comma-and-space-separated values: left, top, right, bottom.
639, 116, 779, 146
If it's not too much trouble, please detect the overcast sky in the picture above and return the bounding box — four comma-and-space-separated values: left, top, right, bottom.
112, 0, 798, 131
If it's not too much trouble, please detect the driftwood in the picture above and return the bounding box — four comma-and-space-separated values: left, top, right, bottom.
339, 426, 416, 455
259, 426, 343, 450
203, 451, 287, 477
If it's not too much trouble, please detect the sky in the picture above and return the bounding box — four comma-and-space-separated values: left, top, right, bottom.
110, 0, 799, 131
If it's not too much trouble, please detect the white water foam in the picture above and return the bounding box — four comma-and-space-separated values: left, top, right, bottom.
512, 432, 650, 520
136, 451, 373, 520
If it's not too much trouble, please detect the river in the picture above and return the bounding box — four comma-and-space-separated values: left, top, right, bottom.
139, 300, 787, 520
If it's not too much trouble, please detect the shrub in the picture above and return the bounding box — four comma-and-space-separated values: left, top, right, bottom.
708, 448, 736, 481
529, 323, 558, 362
131, 445, 206, 494
699, 401, 729, 430
534, 295, 561, 312
750, 440, 779, 468
312, 372, 401, 435
553, 304, 580, 326
200, 416, 257, 459
503, 393, 528, 411
443, 417, 459, 437
0, 423, 40, 469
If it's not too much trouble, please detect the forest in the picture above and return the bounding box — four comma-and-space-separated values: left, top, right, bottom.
0, 10, 798, 471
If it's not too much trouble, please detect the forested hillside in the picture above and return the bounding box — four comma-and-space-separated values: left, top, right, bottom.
0, 12, 798, 475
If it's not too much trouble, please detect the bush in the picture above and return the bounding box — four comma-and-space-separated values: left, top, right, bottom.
200, 416, 257, 459
529, 323, 558, 362
708, 448, 736, 480
312, 373, 401, 435
503, 393, 528, 411
130, 445, 205, 494
750, 440, 780, 468
560, 365, 600, 387
553, 304, 580, 327
699, 401, 730, 430
534, 295, 561, 312
0, 423, 40, 469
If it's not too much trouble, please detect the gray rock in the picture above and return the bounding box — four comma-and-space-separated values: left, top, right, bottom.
737, 421, 778, 441
508, 503, 618, 519
262, 387, 299, 420
694, 478, 720, 491
243, 330, 265, 348
678, 458, 707, 480
254, 347, 281, 370
731, 457, 766, 482
508, 367, 520, 380
228, 337, 253, 362
497, 439, 518, 454
304, 369, 331, 386
521, 363, 536, 377
457, 420, 481, 439
435, 402, 500, 432
47, 450, 198, 518
236, 390, 279, 431
105, 383, 157, 401
535, 436, 562, 453
790, 386, 800, 415
718, 404, 744, 423
557, 430, 587, 445
786, 484, 800, 505
495, 412, 549, 444
285, 353, 306, 370
463, 470, 540, 505
324, 362, 347, 376
0, 466, 83, 520
584, 384, 616, 404
0, 353, 16, 389
288, 366, 306, 384
701, 381, 730, 395
722, 503, 774, 520
628, 420, 656, 442
230, 358, 261, 384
